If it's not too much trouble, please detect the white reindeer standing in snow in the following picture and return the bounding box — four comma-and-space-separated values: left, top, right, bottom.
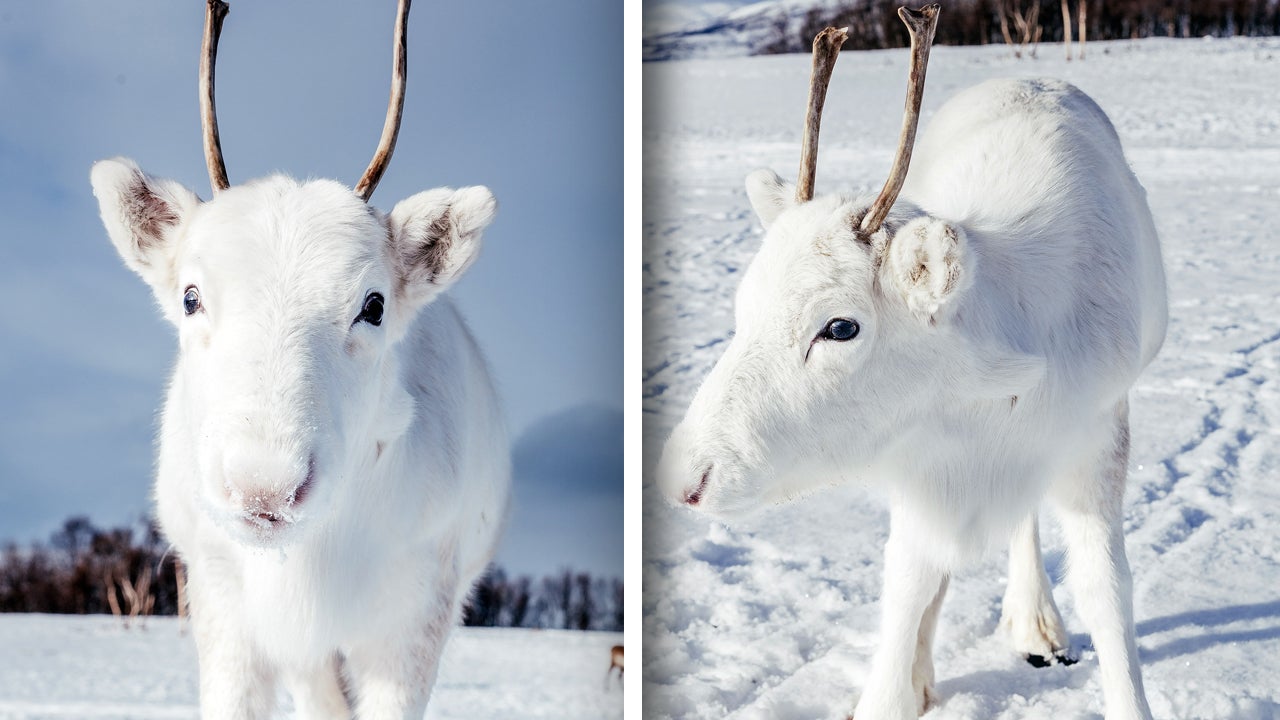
657, 6, 1166, 719
91, 1, 509, 717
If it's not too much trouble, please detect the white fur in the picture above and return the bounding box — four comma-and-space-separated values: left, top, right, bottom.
657, 78, 1166, 719
91, 158, 509, 719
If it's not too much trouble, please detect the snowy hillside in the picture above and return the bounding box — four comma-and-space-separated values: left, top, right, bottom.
642, 37, 1280, 719
644, 0, 853, 61
0, 615, 623, 719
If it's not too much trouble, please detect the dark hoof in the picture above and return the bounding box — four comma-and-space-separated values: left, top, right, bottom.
1025, 654, 1052, 668
1025, 651, 1078, 668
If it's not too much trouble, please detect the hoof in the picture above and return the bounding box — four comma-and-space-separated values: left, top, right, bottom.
1025, 651, 1078, 668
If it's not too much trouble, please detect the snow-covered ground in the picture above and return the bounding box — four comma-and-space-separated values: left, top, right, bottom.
643, 38, 1280, 719
0, 615, 623, 719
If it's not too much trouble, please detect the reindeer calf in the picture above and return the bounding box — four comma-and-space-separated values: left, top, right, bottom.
659, 7, 1165, 719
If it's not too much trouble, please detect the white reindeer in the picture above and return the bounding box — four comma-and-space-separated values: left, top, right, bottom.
90, 2, 509, 717
656, 7, 1166, 719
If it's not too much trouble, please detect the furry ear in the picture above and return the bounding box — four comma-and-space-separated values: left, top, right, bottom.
745, 169, 793, 230
90, 157, 202, 297
389, 186, 496, 312
884, 216, 973, 325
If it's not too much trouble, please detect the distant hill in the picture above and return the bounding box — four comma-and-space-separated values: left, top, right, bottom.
643, 0, 1280, 62
644, 0, 860, 61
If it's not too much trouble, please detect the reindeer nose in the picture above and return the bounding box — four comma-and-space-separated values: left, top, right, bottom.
223, 452, 316, 527
685, 467, 712, 506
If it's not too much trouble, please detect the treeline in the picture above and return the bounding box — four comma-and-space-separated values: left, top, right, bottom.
463, 568, 624, 632
0, 516, 622, 632
759, 0, 1280, 54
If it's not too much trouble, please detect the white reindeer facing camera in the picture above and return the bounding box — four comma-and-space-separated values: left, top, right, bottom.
91, 2, 509, 717
657, 6, 1166, 719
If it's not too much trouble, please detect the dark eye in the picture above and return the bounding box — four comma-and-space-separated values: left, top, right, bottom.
820, 318, 860, 341
183, 286, 202, 316
356, 292, 385, 327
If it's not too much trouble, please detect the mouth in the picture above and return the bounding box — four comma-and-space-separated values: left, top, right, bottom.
684, 468, 711, 506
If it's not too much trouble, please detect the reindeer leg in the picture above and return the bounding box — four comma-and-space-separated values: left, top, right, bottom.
855, 516, 949, 720
346, 605, 453, 719
1051, 399, 1152, 720
187, 572, 277, 720
346, 558, 458, 720
284, 653, 350, 720
910, 574, 948, 715
999, 513, 1073, 666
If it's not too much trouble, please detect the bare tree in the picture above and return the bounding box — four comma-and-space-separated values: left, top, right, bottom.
103, 563, 156, 629
997, 0, 1018, 49
508, 576, 531, 628
559, 570, 574, 630
998, 0, 1044, 57
175, 558, 189, 634
572, 573, 594, 631
1079, 0, 1089, 58
1062, 0, 1074, 57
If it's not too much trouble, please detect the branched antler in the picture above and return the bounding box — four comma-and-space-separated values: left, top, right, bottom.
354, 0, 411, 203
796, 26, 848, 203
200, 0, 231, 194
860, 4, 940, 234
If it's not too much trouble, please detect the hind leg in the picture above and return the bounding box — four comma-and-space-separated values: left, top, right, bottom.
1051, 399, 1152, 720
999, 513, 1073, 666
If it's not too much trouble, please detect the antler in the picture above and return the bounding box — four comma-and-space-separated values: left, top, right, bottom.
796, 26, 849, 203
354, 0, 411, 203
200, 0, 231, 194
860, 4, 940, 234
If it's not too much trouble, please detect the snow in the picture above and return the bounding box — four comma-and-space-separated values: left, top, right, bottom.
642, 38, 1280, 719
643, 0, 869, 61
0, 615, 623, 719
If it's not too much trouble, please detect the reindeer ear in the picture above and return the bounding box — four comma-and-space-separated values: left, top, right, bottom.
884, 216, 973, 325
389, 186, 496, 311
90, 157, 201, 297
745, 169, 792, 230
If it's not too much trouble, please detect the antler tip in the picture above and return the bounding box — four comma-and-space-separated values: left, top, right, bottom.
813, 25, 849, 49
898, 4, 941, 23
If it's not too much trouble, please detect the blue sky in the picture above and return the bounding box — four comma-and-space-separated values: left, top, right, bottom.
0, 1, 621, 578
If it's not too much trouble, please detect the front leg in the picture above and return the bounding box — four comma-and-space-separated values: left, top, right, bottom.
855, 522, 950, 720
283, 654, 351, 719
345, 574, 459, 719
187, 564, 278, 720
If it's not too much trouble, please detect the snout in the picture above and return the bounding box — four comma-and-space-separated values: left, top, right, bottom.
658, 457, 713, 508
656, 427, 729, 514
215, 451, 317, 543
657, 451, 754, 520
657, 421, 775, 521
